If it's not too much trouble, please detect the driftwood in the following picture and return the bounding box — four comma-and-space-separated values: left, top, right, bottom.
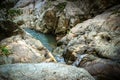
46, 50, 57, 62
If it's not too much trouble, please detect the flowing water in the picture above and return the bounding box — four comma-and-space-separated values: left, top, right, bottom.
72, 54, 87, 66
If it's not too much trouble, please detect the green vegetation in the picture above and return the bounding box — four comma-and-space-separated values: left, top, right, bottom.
44, 1, 52, 10
56, 2, 67, 11
0, 46, 11, 55
8, 8, 23, 16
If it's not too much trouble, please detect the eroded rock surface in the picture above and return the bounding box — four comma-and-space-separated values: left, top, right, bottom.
54, 5, 120, 80
56, 5, 120, 62
12, 0, 120, 38
0, 0, 120, 80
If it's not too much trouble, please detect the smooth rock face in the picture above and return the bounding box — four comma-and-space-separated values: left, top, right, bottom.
84, 59, 120, 80
0, 63, 95, 80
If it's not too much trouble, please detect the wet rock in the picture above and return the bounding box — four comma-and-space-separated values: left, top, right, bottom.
0, 63, 95, 80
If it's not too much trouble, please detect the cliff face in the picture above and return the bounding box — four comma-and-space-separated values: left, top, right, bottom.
9, 0, 120, 38
0, 0, 120, 80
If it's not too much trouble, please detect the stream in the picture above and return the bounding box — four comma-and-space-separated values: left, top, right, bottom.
25, 28, 65, 63
25, 28, 57, 52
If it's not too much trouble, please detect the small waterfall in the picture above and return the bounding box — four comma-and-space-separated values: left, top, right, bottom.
72, 54, 87, 66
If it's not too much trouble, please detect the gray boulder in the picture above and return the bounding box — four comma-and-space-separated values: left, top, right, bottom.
0, 34, 49, 64
54, 4, 120, 80
57, 5, 120, 63
0, 63, 95, 80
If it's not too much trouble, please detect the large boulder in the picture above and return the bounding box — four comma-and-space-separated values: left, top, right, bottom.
83, 58, 120, 80
0, 34, 48, 64
0, 63, 95, 80
0, 20, 51, 64
57, 5, 120, 62
54, 5, 120, 80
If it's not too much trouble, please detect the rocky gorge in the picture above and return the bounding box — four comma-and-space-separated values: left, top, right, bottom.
0, 0, 120, 80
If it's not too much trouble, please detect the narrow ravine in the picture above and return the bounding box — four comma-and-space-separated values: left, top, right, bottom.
0, 0, 120, 80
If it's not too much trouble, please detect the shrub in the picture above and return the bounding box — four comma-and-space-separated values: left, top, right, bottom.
0, 46, 11, 55
8, 8, 23, 16
56, 2, 67, 12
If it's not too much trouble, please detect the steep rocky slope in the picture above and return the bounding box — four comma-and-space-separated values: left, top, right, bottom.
54, 4, 120, 80
12, 0, 120, 39
0, 0, 120, 80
